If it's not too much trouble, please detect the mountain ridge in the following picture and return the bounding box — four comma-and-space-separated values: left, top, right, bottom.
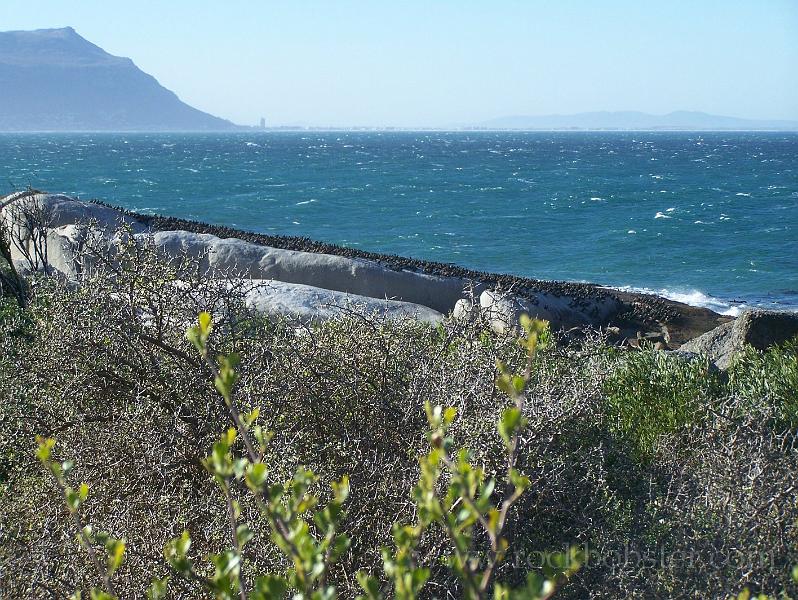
0, 27, 241, 132
479, 110, 798, 131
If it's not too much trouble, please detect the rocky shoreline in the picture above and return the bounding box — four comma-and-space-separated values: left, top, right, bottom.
116, 205, 730, 347
2, 192, 732, 348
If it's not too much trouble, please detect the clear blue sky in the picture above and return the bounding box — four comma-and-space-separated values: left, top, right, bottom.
1, 1, 796, 127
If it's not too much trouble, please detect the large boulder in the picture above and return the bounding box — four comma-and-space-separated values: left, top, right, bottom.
476, 289, 620, 334
145, 230, 470, 314
242, 280, 443, 325
679, 309, 798, 369
1, 193, 144, 232
1, 193, 144, 275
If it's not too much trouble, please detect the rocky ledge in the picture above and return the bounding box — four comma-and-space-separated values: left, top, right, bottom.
3, 192, 780, 354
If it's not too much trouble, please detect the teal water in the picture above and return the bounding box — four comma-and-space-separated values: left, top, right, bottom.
1, 131, 796, 314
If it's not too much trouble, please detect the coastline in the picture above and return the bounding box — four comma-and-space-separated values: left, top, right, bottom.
92, 201, 733, 347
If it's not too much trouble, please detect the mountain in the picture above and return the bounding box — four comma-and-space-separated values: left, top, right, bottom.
479, 111, 798, 131
0, 27, 240, 131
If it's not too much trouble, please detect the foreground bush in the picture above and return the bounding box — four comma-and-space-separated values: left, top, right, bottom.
1, 238, 797, 598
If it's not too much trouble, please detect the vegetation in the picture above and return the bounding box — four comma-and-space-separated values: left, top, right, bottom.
1, 231, 797, 598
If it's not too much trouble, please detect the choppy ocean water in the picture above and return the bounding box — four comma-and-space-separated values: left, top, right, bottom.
1, 131, 796, 314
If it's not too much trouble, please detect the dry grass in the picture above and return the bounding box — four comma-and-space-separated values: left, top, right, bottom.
1, 237, 797, 599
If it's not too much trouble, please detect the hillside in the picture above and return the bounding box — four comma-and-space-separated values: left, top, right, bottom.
480, 110, 798, 131
0, 27, 239, 131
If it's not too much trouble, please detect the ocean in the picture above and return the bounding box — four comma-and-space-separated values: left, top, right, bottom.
1, 131, 796, 315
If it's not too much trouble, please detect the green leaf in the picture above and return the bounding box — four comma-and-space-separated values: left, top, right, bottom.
496, 373, 516, 399
35, 436, 55, 462
252, 574, 288, 600
224, 427, 237, 447
356, 571, 383, 600
252, 426, 273, 453
246, 462, 269, 490
411, 568, 431, 593
244, 407, 261, 426
106, 538, 126, 574
509, 468, 531, 493
65, 487, 81, 511
175, 530, 191, 555
328, 534, 351, 562
164, 530, 193, 575
486, 508, 500, 535
187, 312, 214, 353
198, 311, 212, 335
236, 524, 254, 548
185, 326, 201, 351
498, 407, 527, 446
146, 577, 170, 600
424, 401, 442, 427
214, 355, 241, 400
331, 474, 350, 504
82, 525, 93, 543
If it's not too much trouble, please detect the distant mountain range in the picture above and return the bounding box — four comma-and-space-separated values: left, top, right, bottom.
479, 111, 798, 131
2, 28, 796, 133
0, 27, 240, 131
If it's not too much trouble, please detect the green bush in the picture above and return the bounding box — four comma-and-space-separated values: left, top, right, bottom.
602, 348, 722, 461
728, 337, 798, 429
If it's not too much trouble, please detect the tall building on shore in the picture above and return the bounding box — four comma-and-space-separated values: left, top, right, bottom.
259, 117, 266, 129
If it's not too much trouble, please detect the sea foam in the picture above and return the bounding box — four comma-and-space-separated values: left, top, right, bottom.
615, 287, 744, 316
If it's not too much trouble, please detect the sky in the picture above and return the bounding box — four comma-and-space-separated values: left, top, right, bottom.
1, 1, 797, 127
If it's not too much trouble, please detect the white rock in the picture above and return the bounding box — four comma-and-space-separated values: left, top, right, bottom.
478, 289, 620, 333
145, 230, 469, 313
45, 225, 82, 277
479, 291, 523, 334
1, 193, 144, 232
1, 193, 144, 273
242, 280, 443, 325
452, 298, 476, 320
1, 195, 623, 330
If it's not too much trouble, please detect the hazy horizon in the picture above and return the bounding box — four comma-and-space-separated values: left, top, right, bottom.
1, 1, 797, 128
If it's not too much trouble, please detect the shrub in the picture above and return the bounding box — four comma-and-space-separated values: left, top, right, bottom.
728, 337, 798, 429
601, 348, 722, 461
32, 309, 576, 599
1, 233, 797, 598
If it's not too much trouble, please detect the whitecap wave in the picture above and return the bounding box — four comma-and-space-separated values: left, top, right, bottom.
658, 289, 744, 316
608, 286, 744, 316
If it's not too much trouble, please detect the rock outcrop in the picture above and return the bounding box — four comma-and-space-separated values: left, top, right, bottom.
1, 193, 627, 329
452, 289, 620, 334
679, 309, 798, 369
243, 280, 443, 325
145, 229, 469, 314
1, 192, 145, 277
